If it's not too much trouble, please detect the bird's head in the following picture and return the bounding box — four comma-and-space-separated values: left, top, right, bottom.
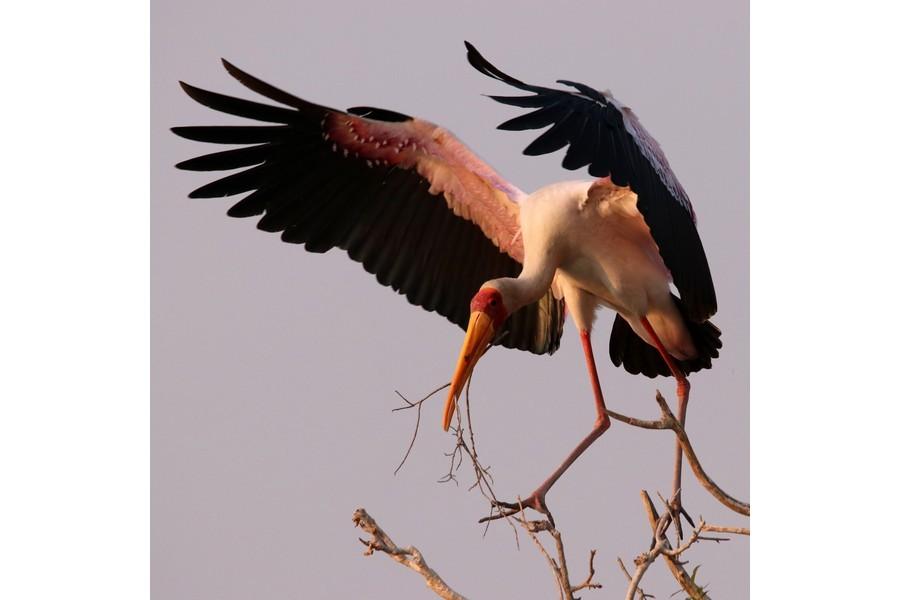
442, 284, 510, 431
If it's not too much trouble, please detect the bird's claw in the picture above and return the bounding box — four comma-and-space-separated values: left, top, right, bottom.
478, 493, 554, 528
647, 497, 695, 548
670, 500, 695, 541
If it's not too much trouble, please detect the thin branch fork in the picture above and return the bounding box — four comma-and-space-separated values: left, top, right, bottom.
353, 508, 467, 600
662, 521, 748, 559
392, 383, 450, 475
662, 519, 733, 559
638, 491, 711, 600
624, 504, 672, 600
616, 558, 652, 600
572, 549, 603, 595
522, 518, 572, 600
619, 490, 708, 600
608, 392, 750, 517
519, 516, 603, 600
448, 381, 523, 544
617, 492, 713, 600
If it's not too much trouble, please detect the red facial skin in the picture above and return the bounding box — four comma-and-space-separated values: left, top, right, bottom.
470, 287, 508, 326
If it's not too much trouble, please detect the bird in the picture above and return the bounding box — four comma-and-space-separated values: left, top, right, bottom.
172, 42, 721, 530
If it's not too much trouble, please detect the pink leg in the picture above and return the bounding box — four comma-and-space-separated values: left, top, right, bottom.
640, 317, 693, 537
480, 329, 610, 525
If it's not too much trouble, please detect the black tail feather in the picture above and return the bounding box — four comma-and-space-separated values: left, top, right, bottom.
609, 297, 722, 378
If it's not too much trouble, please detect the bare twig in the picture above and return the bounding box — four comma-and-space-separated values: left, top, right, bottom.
701, 524, 749, 536
520, 517, 568, 600
353, 508, 467, 600
449, 379, 602, 599
387, 380, 745, 599
571, 549, 603, 594
608, 392, 750, 517
518, 516, 602, 600
639, 491, 710, 600
626, 507, 671, 600
617, 557, 652, 599
550, 527, 573, 599
652, 393, 749, 518
392, 383, 450, 475
664, 519, 711, 559
434, 378, 524, 546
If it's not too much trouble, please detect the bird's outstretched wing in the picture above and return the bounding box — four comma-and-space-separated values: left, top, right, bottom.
465, 42, 717, 322
173, 60, 565, 354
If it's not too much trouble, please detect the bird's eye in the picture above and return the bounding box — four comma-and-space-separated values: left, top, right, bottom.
489, 298, 497, 306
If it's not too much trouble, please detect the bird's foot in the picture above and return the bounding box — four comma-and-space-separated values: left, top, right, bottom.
644, 497, 695, 549
478, 491, 554, 528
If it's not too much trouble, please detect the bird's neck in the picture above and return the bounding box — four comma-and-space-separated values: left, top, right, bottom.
504, 256, 558, 313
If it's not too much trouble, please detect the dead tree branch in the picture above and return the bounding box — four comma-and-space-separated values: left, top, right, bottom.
518, 516, 603, 600
573, 549, 603, 595
432, 378, 603, 599
608, 392, 750, 517
451, 384, 603, 599
521, 518, 572, 600
445, 380, 523, 545
353, 508, 467, 600
701, 524, 749, 536
624, 502, 672, 600
386, 381, 746, 599
638, 491, 711, 600
616, 558, 652, 600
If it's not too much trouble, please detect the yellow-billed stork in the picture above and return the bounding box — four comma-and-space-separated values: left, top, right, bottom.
172, 42, 721, 527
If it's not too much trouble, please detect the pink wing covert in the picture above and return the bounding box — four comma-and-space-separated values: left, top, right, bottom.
324, 113, 527, 262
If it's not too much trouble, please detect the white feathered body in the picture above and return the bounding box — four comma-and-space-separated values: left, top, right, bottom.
519, 180, 697, 360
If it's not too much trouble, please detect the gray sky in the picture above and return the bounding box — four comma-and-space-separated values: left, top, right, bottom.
152, 0, 748, 597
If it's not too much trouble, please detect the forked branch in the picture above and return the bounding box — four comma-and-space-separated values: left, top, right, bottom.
385, 384, 747, 598
518, 516, 603, 600
620, 490, 747, 600
608, 392, 750, 517
353, 508, 467, 600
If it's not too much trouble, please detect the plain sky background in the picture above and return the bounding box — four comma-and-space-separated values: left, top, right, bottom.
152, 1, 748, 598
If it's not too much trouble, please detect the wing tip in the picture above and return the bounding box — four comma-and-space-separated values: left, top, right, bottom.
464, 40, 487, 71
220, 57, 256, 88
220, 57, 244, 81
463, 40, 508, 82
177, 80, 211, 105
170, 126, 192, 140
463, 40, 481, 60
